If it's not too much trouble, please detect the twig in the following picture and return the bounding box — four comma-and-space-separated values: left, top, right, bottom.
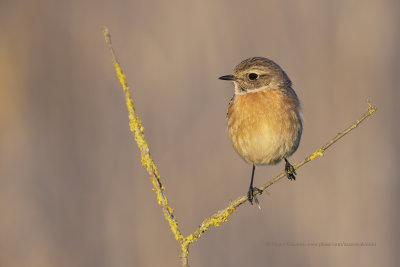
103, 27, 185, 245
103, 27, 377, 267
184, 101, 377, 251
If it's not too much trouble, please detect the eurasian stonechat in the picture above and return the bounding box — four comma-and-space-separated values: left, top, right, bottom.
219, 57, 302, 204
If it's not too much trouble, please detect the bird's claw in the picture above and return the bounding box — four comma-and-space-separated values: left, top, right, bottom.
284, 158, 296, 180
247, 186, 263, 205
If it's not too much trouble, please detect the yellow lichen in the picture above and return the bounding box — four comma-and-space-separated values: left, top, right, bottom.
104, 27, 183, 245
367, 100, 377, 115
183, 206, 237, 247
309, 149, 324, 161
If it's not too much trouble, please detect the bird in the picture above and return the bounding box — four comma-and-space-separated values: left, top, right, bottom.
219, 57, 303, 205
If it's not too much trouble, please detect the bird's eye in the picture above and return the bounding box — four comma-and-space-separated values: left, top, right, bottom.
248, 73, 258, 80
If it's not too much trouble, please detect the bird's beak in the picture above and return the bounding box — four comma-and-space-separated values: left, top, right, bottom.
218, 75, 236, 81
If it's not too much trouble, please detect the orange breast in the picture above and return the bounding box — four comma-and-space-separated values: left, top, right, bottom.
227, 89, 302, 165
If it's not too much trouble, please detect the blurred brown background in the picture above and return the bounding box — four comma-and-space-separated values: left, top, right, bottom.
1, 0, 399, 266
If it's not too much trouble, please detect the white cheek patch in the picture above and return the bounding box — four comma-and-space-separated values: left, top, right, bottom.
234, 82, 270, 95
234, 82, 246, 95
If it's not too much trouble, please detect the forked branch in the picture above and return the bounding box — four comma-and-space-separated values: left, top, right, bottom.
103, 27, 377, 267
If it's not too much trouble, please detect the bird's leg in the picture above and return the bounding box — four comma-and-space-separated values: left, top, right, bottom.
284, 158, 296, 180
247, 164, 262, 204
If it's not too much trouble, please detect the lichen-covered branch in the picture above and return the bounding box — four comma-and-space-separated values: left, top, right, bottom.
183, 101, 377, 249
103, 28, 184, 245
104, 27, 376, 267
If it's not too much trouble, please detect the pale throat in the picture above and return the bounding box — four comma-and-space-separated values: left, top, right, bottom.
234, 82, 270, 95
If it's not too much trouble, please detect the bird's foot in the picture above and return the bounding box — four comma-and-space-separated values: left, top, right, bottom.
284, 158, 296, 180
247, 186, 263, 205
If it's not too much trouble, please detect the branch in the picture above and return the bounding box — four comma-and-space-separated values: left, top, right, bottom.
184, 101, 377, 249
103, 28, 185, 245
103, 27, 377, 267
